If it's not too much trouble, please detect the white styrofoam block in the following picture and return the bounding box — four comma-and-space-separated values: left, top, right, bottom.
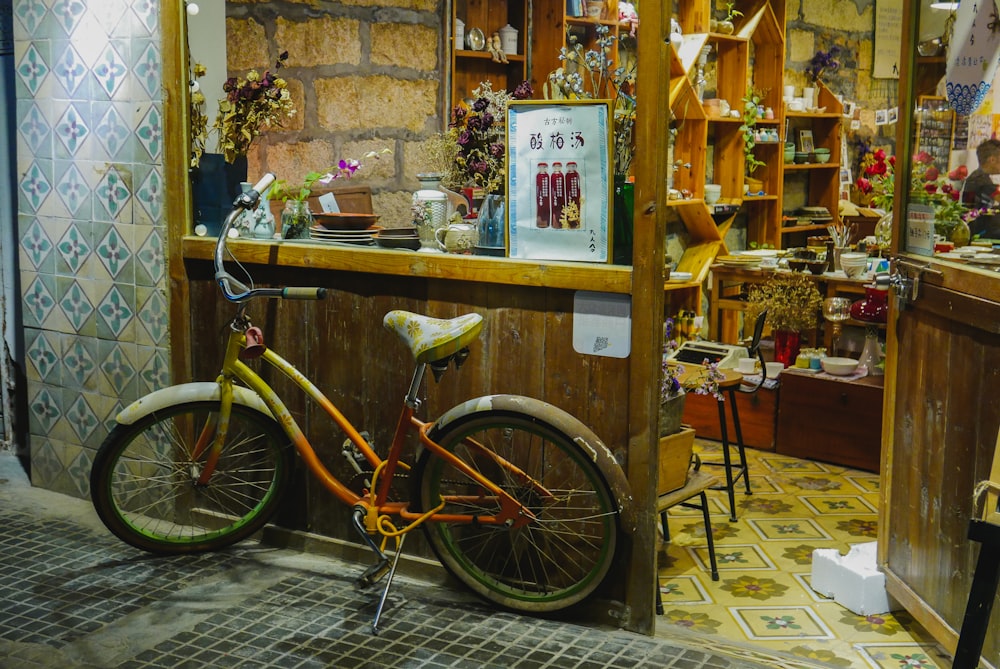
810, 542, 891, 616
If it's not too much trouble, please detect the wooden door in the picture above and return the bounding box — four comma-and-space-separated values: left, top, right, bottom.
879, 4, 1000, 663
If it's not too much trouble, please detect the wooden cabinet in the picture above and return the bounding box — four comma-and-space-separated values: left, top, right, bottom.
775, 370, 883, 472
450, 0, 528, 107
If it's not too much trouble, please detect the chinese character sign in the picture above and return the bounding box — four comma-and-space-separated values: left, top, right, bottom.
506, 101, 612, 262
946, 0, 1000, 115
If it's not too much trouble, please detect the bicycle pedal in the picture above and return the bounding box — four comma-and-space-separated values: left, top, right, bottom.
356, 559, 391, 588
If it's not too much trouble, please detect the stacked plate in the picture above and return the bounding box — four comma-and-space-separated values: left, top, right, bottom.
798, 206, 832, 223
716, 254, 761, 268
375, 227, 421, 250
309, 225, 380, 245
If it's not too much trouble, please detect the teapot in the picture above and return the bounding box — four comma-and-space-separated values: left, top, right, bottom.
435, 214, 478, 254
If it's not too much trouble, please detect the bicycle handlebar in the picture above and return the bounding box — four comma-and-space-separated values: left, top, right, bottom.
213, 173, 328, 303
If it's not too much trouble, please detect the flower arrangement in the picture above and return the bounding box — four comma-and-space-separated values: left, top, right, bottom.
212, 51, 296, 164
547, 24, 637, 175
272, 148, 391, 202
443, 81, 534, 195
805, 46, 841, 83
745, 272, 823, 333
855, 146, 895, 211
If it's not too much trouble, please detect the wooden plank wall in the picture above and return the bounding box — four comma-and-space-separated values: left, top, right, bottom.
185, 258, 632, 592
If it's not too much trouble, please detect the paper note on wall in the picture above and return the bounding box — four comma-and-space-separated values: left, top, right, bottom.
572, 291, 631, 358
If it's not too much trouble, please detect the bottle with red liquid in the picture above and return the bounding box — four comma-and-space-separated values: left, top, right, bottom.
550, 162, 566, 228
535, 162, 550, 228
565, 162, 581, 228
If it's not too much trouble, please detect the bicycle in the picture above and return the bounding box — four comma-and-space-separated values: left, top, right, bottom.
90, 175, 633, 632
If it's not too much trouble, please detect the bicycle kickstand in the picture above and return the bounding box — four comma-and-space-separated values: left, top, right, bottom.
371, 535, 405, 635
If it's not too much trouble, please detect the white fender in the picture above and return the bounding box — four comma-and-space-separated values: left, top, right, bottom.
115, 382, 272, 425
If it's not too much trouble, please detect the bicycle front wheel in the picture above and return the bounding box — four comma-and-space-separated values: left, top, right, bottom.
90, 401, 293, 554
415, 411, 618, 613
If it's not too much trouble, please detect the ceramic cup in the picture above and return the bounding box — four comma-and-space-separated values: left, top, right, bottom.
738, 357, 757, 374
765, 361, 784, 377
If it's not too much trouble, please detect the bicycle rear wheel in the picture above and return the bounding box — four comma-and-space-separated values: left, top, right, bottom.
415, 410, 618, 612
91, 401, 293, 554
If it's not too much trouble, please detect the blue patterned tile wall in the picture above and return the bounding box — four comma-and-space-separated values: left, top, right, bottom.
14, 0, 167, 498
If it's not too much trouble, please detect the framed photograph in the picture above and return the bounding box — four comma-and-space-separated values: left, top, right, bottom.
506, 100, 613, 262
839, 167, 852, 185
875, 109, 888, 126
798, 129, 814, 154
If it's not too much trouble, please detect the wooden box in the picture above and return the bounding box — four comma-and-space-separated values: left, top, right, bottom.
681, 386, 777, 450
775, 371, 884, 472
658, 426, 696, 495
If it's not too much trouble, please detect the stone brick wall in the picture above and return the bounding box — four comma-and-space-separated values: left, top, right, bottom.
225, 0, 447, 228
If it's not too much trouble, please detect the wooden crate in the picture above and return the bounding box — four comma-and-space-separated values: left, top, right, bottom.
682, 386, 777, 450
658, 426, 696, 495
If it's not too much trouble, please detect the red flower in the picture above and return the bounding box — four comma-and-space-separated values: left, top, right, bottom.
856, 177, 873, 194
949, 165, 969, 180
924, 166, 939, 181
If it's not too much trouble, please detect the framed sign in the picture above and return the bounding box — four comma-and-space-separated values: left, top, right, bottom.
506, 100, 613, 262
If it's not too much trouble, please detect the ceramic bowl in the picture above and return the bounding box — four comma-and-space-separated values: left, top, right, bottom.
806, 260, 828, 275
312, 212, 379, 230
813, 148, 831, 164
787, 258, 809, 272
794, 152, 810, 164
821, 356, 859, 376
839, 252, 869, 278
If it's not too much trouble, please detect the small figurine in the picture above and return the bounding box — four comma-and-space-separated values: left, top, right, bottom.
488, 33, 508, 63
618, 1, 639, 37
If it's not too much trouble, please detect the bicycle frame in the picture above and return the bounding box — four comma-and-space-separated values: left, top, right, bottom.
207, 317, 542, 532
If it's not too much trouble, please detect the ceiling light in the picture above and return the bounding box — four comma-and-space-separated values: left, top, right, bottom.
929, 2, 959, 9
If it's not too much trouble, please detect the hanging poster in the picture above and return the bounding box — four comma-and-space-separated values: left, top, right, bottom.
873, 0, 903, 79
946, 0, 1000, 115
506, 100, 612, 262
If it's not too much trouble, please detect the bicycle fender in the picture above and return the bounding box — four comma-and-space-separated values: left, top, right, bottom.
114, 382, 272, 425
433, 394, 636, 534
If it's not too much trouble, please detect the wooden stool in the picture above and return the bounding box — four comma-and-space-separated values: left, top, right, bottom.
681, 367, 752, 521
655, 468, 720, 615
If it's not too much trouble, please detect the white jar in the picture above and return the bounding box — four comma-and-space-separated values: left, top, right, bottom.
498, 24, 518, 55
454, 18, 465, 51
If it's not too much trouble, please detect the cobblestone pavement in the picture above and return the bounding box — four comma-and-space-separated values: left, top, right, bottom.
0, 455, 813, 668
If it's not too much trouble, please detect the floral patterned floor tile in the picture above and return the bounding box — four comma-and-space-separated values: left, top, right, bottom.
854, 642, 953, 668
730, 605, 835, 640
657, 574, 714, 605
651, 442, 941, 669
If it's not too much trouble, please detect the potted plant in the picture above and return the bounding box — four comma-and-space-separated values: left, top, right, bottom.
716, 2, 744, 34
271, 149, 391, 240
741, 87, 767, 179
744, 272, 823, 367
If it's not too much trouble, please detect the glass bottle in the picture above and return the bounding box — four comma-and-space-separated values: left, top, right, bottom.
550, 162, 566, 229
535, 162, 550, 228
566, 162, 581, 228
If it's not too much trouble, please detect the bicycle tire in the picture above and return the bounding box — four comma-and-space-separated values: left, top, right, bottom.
414, 410, 618, 612
90, 401, 293, 554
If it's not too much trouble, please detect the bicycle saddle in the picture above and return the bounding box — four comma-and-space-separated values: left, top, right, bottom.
383, 310, 484, 364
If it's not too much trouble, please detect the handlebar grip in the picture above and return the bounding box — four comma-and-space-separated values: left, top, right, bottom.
282, 287, 327, 300
252, 173, 276, 196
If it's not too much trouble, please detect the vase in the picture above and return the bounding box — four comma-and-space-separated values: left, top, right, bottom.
476, 193, 505, 252
613, 175, 634, 265
850, 285, 889, 324
281, 200, 313, 240
874, 212, 893, 256
949, 218, 971, 247
658, 391, 687, 437
773, 329, 801, 368
413, 175, 448, 253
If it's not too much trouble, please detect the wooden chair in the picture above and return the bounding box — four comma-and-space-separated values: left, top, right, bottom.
655, 463, 720, 615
